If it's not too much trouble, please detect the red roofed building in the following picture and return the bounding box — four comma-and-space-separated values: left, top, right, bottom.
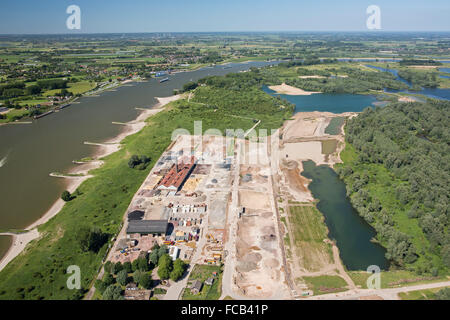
155, 156, 196, 192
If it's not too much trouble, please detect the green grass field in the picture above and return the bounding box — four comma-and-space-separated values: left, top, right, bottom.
302, 275, 348, 295
288, 206, 333, 272
0, 108, 29, 123
182, 265, 222, 300
348, 270, 446, 289
398, 287, 448, 300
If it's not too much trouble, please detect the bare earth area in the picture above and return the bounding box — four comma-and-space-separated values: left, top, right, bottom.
271, 111, 358, 297
269, 83, 321, 95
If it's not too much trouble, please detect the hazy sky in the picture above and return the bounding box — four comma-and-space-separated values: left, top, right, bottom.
0, 0, 449, 34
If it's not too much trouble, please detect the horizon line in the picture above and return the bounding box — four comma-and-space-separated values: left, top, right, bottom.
1, 30, 450, 36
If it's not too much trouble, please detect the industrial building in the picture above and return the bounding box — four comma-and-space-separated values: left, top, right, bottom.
155, 156, 197, 194
126, 220, 169, 236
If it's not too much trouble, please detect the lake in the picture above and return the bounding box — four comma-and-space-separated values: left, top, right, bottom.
301, 160, 389, 271
262, 86, 377, 113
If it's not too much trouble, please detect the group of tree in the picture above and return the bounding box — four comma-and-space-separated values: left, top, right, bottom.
397, 69, 439, 88
182, 81, 198, 92
128, 154, 151, 170
399, 59, 442, 67
77, 226, 109, 253
266, 64, 409, 94
157, 254, 187, 281
61, 190, 73, 202
36, 79, 68, 90
336, 100, 450, 272
97, 253, 154, 299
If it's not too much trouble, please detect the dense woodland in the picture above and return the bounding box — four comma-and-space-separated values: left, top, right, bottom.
191, 69, 295, 130
336, 100, 450, 274
397, 69, 440, 89
260, 62, 410, 94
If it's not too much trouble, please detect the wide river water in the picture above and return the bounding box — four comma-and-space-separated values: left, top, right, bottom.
1, 59, 417, 271
0, 61, 278, 260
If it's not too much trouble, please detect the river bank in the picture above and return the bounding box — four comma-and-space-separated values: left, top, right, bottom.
0, 60, 280, 269
0, 95, 182, 272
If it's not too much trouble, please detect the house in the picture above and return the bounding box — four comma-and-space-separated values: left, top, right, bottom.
205, 277, 214, 286
169, 245, 180, 261
126, 220, 169, 236
190, 280, 203, 294
126, 282, 138, 291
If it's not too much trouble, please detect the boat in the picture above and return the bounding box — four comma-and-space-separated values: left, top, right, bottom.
159, 77, 169, 83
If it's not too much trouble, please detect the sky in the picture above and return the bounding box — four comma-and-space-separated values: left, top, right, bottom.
0, 0, 449, 34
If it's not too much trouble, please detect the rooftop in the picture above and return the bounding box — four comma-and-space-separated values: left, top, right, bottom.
126, 220, 168, 234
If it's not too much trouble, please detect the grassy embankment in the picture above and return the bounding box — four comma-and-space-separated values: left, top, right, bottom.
302, 275, 348, 295
0, 77, 291, 299
348, 270, 448, 289
398, 287, 447, 300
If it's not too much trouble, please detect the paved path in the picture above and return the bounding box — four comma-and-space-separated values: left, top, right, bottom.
163, 221, 208, 300
220, 140, 244, 300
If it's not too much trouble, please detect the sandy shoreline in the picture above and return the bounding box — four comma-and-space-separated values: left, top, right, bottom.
269, 83, 321, 95
0, 95, 181, 272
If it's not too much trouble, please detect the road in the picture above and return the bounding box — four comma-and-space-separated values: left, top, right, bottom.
220, 140, 250, 300
305, 280, 450, 300
163, 220, 208, 300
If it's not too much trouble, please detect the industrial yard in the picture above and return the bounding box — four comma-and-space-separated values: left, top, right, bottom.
103, 109, 394, 300
105, 133, 234, 299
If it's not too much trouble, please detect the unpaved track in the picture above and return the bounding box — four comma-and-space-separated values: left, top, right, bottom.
306, 280, 450, 300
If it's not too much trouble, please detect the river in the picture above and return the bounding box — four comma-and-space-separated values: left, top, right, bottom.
0, 60, 279, 260
365, 64, 450, 100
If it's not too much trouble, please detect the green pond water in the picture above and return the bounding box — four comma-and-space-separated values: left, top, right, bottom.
301, 160, 389, 270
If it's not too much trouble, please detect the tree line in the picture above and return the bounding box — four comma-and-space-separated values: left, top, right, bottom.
336, 100, 449, 274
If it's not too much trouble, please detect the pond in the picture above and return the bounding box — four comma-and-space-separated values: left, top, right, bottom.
301, 160, 389, 271
262, 86, 377, 113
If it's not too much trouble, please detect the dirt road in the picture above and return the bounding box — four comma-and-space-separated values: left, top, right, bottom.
305, 280, 450, 300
